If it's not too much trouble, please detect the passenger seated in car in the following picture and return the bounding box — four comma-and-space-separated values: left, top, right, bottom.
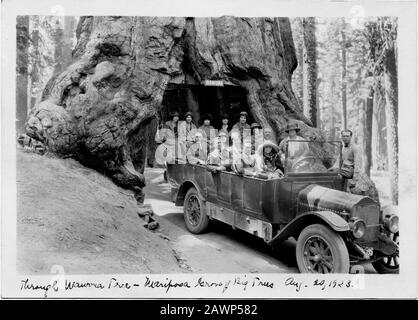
250, 122, 263, 155
206, 131, 232, 172
278, 121, 309, 172
254, 143, 284, 179
186, 131, 208, 165
231, 140, 258, 176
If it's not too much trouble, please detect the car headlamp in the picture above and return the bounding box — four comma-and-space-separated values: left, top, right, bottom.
349, 217, 366, 239
384, 214, 399, 234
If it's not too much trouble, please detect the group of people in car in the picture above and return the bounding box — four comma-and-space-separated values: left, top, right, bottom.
156, 110, 309, 179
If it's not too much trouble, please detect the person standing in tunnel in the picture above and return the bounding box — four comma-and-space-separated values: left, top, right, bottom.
164, 111, 180, 138
231, 111, 251, 145
219, 113, 230, 136
231, 111, 251, 162
158, 111, 180, 182
199, 114, 215, 155
179, 111, 197, 149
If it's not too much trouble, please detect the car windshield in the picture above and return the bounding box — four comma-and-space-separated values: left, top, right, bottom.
283, 140, 342, 174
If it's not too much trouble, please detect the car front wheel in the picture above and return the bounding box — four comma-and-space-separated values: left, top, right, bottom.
183, 187, 209, 234
296, 224, 350, 274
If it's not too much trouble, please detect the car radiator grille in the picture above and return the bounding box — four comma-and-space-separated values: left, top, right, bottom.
352, 204, 381, 244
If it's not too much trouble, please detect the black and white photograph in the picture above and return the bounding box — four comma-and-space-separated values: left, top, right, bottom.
1, 0, 417, 300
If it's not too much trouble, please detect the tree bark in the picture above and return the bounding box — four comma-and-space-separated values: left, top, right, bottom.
302, 17, 317, 127
340, 19, 347, 130
364, 82, 374, 176
16, 16, 30, 135
384, 45, 398, 205
291, 18, 304, 106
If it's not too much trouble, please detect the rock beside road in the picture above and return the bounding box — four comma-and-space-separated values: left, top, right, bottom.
16, 148, 186, 274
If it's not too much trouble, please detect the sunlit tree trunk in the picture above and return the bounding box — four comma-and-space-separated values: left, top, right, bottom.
16, 16, 30, 135
340, 19, 347, 130
384, 44, 398, 205
364, 78, 374, 176
53, 18, 65, 74
302, 17, 318, 127
291, 18, 304, 106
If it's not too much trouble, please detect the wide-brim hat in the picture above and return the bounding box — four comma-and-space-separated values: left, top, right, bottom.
285, 121, 300, 132
201, 113, 213, 121
251, 122, 262, 129
170, 111, 180, 117
239, 111, 249, 118
184, 111, 193, 119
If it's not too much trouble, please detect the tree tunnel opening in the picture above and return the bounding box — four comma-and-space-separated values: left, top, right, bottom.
141, 81, 253, 168
159, 82, 252, 127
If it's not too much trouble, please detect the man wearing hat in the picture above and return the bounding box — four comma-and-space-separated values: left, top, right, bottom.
179, 111, 197, 148
328, 129, 357, 191
278, 121, 309, 172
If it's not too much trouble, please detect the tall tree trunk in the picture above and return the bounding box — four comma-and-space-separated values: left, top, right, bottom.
378, 92, 388, 170
384, 45, 398, 205
372, 89, 382, 170
364, 81, 374, 176
53, 18, 65, 74
316, 78, 321, 127
16, 16, 30, 135
340, 19, 347, 130
329, 78, 337, 140
63, 16, 76, 67
291, 18, 304, 106
302, 17, 317, 127
29, 26, 39, 111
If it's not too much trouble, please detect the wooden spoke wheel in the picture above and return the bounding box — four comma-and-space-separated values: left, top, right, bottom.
296, 224, 349, 274
183, 187, 209, 234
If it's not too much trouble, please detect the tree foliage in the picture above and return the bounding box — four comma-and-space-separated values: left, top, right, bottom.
292, 17, 398, 205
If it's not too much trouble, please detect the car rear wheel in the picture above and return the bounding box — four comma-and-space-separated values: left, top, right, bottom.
372, 232, 399, 274
184, 187, 209, 234
296, 224, 350, 274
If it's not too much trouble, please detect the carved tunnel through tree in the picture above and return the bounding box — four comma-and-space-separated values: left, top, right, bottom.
160, 82, 252, 127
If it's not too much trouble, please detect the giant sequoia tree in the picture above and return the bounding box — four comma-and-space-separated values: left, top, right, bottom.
24, 16, 377, 201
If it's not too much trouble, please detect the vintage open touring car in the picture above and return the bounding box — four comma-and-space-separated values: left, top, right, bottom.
166, 140, 399, 274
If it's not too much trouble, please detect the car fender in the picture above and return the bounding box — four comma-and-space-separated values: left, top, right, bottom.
174, 180, 205, 206
268, 211, 350, 246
